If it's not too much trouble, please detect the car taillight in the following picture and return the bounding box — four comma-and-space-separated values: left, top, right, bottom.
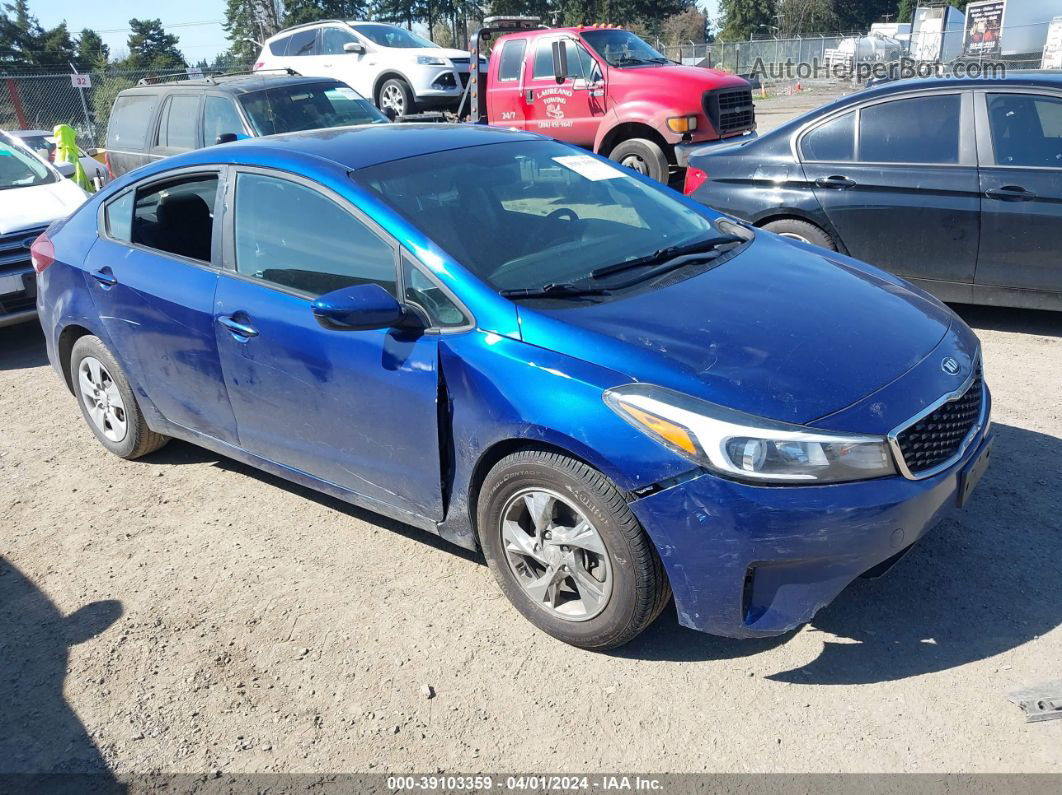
30, 233, 55, 274
103, 150, 114, 178
684, 166, 709, 195
254, 62, 264, 71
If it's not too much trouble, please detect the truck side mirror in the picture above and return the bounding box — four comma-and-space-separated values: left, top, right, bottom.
551, 40, 569, 84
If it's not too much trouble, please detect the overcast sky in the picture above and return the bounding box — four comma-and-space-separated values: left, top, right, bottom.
38, 0, 723, 63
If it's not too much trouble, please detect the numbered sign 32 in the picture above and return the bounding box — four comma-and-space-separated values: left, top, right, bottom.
70, 74, 92, 89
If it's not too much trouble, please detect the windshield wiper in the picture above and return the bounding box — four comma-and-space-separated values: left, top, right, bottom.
500, 282, 612, 300
590, 235, 744, 280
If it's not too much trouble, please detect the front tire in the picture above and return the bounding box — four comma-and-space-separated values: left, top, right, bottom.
478, 449, 670, 650
377, 78, 417, 117
70, 335, 168, 459
608, 138, 669, 183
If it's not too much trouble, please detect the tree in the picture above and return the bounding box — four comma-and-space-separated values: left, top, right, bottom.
660, 6, 708, 45
897, 0, 914, 24
125, 18, 184, 70
76, 29, 109, 68
224, 0, 282, 61
284, 0, 366, 27
718, 0, 777, 41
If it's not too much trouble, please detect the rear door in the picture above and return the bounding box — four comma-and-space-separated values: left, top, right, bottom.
213, 167, 444, 520
521, 36, 604, 147
85, 168, 238, 444
974, 89, 1062, 295
799, 90, 980, 284
487, 37, 528, 128
150, 93, 203, 159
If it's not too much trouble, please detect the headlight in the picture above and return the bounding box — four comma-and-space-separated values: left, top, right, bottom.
605, 384, 895, 484
417, 56, 448, 66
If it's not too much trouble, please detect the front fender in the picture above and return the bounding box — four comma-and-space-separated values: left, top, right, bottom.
435, 329, 696, 549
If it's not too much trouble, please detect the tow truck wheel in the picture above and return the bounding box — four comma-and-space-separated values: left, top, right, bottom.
378, 78, 417, 117
608, 138, 669, 183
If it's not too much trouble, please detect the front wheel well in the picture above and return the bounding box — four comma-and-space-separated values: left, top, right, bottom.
598, 122, 674, 164
57, 324, 93, 394
373, 71, 412, 103
467, 439, 600, 550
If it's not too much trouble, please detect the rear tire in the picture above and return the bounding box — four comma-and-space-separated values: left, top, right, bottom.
478, 449, 670, 650
70, 335, 168, 459
762, 218, 837, 250
608, 138, 669, 183
378, 78, 417, 117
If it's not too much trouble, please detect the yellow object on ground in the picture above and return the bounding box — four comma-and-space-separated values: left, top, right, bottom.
52, 123, 91, 191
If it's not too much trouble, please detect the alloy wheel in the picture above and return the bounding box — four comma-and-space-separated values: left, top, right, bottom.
381, 84, 406, 116
78, 356, 127, 443
500, 488, 613, 621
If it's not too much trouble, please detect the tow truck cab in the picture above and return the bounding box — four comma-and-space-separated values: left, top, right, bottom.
468, 18, 757, 182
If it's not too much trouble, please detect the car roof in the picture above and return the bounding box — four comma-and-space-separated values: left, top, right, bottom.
117, 73, 344, 96
840, 71, 1062, 108
142, 123, 543, 174
9, 129, 52, 137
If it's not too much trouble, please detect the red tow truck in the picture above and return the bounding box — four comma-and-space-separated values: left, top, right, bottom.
460, 16, 757, 183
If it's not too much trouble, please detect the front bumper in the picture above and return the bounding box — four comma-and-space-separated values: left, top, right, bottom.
674, 131, 757, 167
0, 266, 37, 327
630, 418, 993, 639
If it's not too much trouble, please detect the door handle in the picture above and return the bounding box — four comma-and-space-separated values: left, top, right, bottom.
815, 176, 857, 190
91, 267, 117, 287
985, 185, 1036, 201
217, 314, 259, 339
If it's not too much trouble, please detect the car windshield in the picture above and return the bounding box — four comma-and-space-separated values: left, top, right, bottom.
581, 30, 669, 67
0, 140, 56, 189
239, 82, 389, 135
355, 140, 718, 296
352, 23, 438, 49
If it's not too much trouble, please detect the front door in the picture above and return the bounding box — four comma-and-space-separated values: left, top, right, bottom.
522, 37, 604, 147
86, 169, 238, 444
214, 169, 443, 520
975, 90, 1062, 294
800, 91, 981, 284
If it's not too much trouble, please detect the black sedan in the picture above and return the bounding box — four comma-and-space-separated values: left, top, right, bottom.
683, 73, 1062, 311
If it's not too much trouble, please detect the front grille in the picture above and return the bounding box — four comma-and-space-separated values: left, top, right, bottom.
0, 226, 45, 276
703, 87, 756, 136
896, 367, 984, 475
459, 71, 470, 88
0, 290, 35, 314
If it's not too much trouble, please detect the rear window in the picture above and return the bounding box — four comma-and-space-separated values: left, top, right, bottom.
107, 93, 157, 149
287, 29, 317, 57
239, 82, 388, 136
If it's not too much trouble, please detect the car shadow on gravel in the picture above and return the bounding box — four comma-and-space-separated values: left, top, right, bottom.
953, 304, 1062, 338
0, 556, 124, 786
618, 423, 1062, 677
0, 322, 48, 371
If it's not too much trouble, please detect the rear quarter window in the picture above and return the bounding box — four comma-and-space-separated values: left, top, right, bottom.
268, 35, 291, 56
107, 94, 157, 150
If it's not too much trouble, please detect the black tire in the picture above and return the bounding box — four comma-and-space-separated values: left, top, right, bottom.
478, 449, 671, 650
70, 335, 168, 459
762, 218, 837, 250
608, 138, 670, 183
377, 78, 417, 117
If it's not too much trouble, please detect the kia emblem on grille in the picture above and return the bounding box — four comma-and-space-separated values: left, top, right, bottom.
941, 357, 961, 375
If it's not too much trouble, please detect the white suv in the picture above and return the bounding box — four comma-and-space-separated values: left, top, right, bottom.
255, 21, 477, 116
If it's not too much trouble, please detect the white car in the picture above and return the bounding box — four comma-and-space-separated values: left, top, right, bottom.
255, 21, 478, 116
0, 131, 88, 327
9, 129, 109, 187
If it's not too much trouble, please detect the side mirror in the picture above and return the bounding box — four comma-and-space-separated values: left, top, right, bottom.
55, 161, 76, 178
343, 41, 366, 54
551, 40, 569, 84
383, 106, 397, 122
216, 132, 239, 144
312, 283, 413, 331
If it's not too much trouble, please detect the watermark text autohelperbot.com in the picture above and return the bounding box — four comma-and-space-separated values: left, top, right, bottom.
751, 57, 1007, 83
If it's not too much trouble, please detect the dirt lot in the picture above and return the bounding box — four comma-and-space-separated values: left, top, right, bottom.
2, 88, 1061, 777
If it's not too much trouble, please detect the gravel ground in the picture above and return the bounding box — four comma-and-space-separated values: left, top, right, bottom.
2, 90, 1060, 776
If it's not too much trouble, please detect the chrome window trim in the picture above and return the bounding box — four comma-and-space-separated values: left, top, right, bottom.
886, 354, 987, 481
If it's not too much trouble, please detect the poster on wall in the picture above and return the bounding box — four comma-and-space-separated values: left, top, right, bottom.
964, 0, 1005, 57
1043, 16, 1062, 69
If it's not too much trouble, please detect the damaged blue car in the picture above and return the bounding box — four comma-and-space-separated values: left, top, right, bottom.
34, 125, 992, 649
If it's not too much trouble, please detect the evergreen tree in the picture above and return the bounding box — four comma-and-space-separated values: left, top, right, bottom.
718, 0, 777, 41
76, 29, 108, 68
125, 18, 184, 70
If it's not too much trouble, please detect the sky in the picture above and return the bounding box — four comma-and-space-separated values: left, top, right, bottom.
37, 0, 722, 63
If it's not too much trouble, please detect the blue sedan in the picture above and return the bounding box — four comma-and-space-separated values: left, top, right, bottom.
32, 124, 992, 648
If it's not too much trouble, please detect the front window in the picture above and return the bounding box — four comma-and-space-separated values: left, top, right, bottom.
581, 30, 668, 68
356, 140, 719, 297
239, 82, 388, 136
351, 24, 437, 49
987, 92, 1062, 168
0, 140, 57, 189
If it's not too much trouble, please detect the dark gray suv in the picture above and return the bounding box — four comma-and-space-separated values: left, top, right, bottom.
105, 73, 388, 178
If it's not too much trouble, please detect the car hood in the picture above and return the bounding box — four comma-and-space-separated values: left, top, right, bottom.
395, 46, 470, 61
610, 63, 750, 93
0, 178, 87, 235
516, 233, 955, 425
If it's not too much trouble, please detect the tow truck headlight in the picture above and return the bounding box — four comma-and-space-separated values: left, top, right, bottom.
417, 56, 449, 66
605, 384, 896, 484
666, 115, 698, 133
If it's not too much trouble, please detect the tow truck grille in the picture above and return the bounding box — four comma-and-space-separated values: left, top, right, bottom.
895, 366, 984, 476
703, 87, 756, 136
